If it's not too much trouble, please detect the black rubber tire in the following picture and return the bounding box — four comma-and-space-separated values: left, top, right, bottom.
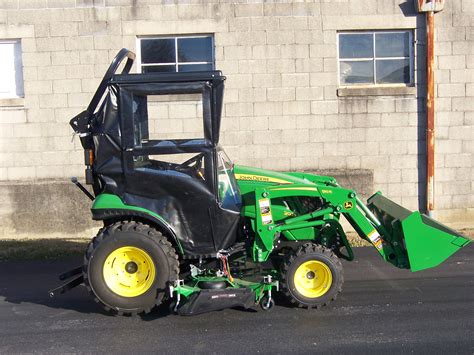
280, 243, 343, 309
83, 221, 179, 316
260, 296, 275, 311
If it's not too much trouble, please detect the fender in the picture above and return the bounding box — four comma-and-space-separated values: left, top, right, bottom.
91, 194, 184, 255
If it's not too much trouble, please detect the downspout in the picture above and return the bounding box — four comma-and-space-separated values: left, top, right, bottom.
426, 10, 435, 217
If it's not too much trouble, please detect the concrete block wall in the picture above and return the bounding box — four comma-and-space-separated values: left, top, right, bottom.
0, 0, 472, 238
430, 0, 474, 221
148, 97, 204, 140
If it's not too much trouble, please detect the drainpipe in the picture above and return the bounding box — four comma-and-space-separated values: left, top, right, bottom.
426, 10, 435, 217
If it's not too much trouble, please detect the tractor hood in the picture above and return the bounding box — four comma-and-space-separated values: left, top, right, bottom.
234, 165, 338, 189
234, 165, 310, 186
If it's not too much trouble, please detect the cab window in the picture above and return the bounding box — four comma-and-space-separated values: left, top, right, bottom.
217, 150, 241, 210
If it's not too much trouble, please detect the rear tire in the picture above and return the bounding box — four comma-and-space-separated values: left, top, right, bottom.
280, 243, 343, 309
83, 221, 179, 315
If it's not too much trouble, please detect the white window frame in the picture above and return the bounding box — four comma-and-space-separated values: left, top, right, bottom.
136, 34, 215, 73
337, 30, 414, 87
0, 39, 24, 99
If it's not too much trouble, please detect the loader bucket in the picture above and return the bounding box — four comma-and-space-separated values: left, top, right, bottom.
367, 193, 470, 272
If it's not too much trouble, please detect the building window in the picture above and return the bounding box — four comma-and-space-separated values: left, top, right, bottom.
138, 35, 214, 73
338, 31, 413, 86
0, 39, 24, 98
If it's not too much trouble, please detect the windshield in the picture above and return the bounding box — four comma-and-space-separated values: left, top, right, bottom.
217, 149, 241, 210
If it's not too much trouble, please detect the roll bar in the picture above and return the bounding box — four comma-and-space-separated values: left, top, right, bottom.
70, 48, 135, 134
87, 48, 135, 114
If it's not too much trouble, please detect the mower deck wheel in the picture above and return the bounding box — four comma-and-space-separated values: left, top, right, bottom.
260, 296, 275, 311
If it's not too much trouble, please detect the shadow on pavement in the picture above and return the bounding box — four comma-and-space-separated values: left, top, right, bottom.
0, 245, 261, 320
0, 255, 101, 315
0, 256, 182, 320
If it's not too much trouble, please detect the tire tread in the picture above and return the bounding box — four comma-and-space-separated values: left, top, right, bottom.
280, 243, 343, 309
83, 221, 179, 316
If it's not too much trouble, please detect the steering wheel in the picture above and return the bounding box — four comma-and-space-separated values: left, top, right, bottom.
176, 153, 205, 178
70, 48, 136, 134
179, 153, 205, 167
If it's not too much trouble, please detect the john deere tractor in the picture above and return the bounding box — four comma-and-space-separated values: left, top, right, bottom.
54, 48, 470, 316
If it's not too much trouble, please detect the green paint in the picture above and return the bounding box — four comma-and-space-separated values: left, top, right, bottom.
172, 276, 278, 303
234, 164, 468, 271
92, 193, 184, 254
400, 212, 470, 271
173, 284, 197, 298
363, 192, 470, 271
93, 172, 469, 273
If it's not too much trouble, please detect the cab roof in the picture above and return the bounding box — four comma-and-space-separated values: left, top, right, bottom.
111, 71, 225, 85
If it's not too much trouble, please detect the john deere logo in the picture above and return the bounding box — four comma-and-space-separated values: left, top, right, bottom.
344, 201, 354, 209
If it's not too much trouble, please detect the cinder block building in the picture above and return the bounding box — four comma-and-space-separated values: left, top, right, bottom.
0, 0, 472, 238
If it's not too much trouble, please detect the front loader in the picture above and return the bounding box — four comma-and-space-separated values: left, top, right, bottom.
51, 48, 470, 316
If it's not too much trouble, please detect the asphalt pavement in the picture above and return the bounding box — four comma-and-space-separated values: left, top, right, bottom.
0, 247, 473, 354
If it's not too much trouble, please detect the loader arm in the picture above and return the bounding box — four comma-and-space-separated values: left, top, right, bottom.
250, 184, 470, 271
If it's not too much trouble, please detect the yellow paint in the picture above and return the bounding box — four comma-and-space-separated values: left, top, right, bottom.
102, 246, 156, 298
235, 173, 291, 184
367, 230, 383, 250
294, 260, 332, 298
344, 201, 354, 209
273, 187, 318, 192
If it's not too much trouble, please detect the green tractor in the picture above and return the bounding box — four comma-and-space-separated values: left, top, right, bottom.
53, 48, 470, 316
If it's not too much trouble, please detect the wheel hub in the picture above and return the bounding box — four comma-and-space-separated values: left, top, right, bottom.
102, 246, 156, 298
293, 260, 333, 298
125, 261, 138, 274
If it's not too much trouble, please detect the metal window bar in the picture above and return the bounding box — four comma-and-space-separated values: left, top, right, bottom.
141, 62, 213, 67
337, 30, 413, 86
372, 32, 376, 85
137, 35, 215, 73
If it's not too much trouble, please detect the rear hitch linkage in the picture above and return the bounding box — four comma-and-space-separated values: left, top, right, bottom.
48, 266, 84, 298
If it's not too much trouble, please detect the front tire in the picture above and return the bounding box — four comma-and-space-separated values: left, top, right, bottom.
281, 243, 343, 309
83, 221, 179, 315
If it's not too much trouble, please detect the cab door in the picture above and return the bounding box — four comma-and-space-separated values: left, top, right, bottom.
118, 81, 218, 255
209, 148, 242, 251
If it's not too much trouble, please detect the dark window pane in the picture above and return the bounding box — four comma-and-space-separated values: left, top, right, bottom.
178, 63, 214, 72
178, 37, 213, 63
376, 59, 410, 84
142, 65, 176, 73
339, 33, 373, 59
340, 60, 374, 84
141, 38, 175, 64
132, 95, 149, 147
375, 32, 410, 58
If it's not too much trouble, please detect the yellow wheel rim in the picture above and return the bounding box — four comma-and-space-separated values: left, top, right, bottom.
293, 260, 332, 298
102, 246, 156, 298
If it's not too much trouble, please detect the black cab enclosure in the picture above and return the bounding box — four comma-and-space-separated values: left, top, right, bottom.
71, 49, 241, 257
